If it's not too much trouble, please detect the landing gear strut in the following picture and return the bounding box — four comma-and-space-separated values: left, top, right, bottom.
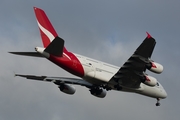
156, 98, 160, 106
114, 84, 122, 90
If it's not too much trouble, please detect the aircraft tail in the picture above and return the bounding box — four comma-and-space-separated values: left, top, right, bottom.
9, 7, 68, 58
34, 7, 58, 48
34, 7, 68, 56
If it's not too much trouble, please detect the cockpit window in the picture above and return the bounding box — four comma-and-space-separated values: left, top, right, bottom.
156, 82, 159, 86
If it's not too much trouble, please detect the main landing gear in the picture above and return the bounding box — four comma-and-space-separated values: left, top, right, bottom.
156, 98, 160, 106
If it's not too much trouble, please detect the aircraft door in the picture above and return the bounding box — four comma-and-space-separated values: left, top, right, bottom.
86, 62, 96, 78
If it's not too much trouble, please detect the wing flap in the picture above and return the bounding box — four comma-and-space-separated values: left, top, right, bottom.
15, 74, 93, 88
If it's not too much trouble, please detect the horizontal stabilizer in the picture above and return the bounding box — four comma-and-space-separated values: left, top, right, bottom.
44, 36, 64, 57
9, 52, 44, 57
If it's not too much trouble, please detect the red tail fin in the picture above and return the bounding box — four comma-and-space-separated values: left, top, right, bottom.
34, 7, 58, 48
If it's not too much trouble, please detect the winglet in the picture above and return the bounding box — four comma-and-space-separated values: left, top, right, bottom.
146, 32, 152, 39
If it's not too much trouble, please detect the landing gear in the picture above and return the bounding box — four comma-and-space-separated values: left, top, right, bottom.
114, 84, 122, 90
156, 98, 160, 106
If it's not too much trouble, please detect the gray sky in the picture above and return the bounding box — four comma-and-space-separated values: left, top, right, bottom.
0, 0, 180, 120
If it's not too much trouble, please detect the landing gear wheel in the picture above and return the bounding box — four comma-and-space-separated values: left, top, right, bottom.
156, 98, 160, 106
156, 103, 160, 106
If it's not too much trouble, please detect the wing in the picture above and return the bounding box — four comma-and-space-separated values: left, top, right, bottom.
15, 74, 93, 88
109, 33, 156, 88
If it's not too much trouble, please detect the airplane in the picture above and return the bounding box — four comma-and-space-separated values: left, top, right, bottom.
10, 7, 167, 106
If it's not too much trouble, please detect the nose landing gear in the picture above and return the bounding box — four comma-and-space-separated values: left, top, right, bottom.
156, 98, 160, 106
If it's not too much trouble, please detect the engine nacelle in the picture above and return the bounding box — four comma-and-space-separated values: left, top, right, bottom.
147, 62, 163, 74
142, 75, 157, 87
59, 84, 76, 95
90, 88, 106, 98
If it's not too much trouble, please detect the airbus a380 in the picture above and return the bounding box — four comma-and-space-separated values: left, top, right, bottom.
10, 7, 167, 106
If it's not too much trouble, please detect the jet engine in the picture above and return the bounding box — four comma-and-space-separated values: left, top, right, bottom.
146, 62, 163, 74
58, 84, 76, 95
90, 88, 106, 98
141, 75, 157, 87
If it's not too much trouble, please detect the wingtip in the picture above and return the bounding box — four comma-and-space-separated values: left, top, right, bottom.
14, 74, 21, 77
14, 73, 17, 77
8, 52, 16, 55
146, 32, 152, 38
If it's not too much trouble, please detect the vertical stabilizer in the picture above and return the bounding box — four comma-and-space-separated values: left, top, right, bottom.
34, 7, 58, 48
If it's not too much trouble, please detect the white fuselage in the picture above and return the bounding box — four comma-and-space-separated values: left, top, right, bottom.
36, 46, 167, 99
75, 53, 167, 99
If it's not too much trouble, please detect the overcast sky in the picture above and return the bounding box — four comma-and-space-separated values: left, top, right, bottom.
0, 0, 180, 120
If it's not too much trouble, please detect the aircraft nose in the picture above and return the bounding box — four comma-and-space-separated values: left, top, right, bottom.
161, 90, 167, 99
